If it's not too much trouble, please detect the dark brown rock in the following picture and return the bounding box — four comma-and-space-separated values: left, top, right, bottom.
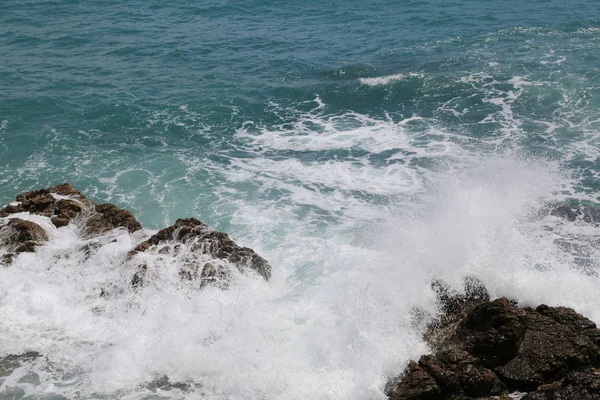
83, 203, 142, 235
0, 218, 48, 262
521, 368, 600, 400
455, 298, 527, 368
419, 350, 502, 397
0, 184, 141, 235
386, 360, 441, 400
54, 199, 83, 220
495, 309, 600, 390
387, 287, 600, 400
131, 218, 271, 283
51, 217, 70, 228
1, 186, 271, 292
3, 218, 48, 242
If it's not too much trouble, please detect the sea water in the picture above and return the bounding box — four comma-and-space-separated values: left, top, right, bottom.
1, 0, 600, 398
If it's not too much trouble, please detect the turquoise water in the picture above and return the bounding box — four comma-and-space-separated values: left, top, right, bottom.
1, 1, 600, 399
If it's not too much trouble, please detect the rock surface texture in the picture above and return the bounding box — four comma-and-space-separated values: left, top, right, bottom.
386, 281, 600, 400
129, 217, 271, 287
0, 185, 271, 286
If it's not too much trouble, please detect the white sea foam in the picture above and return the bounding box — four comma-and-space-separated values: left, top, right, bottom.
359, 73, 423, 86
1, 148, 597, 400
2, 70, 600, 400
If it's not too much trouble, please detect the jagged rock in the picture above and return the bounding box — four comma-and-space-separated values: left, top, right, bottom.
0, 183, 141, 235
454, 298, 527, 368
495, 304, 600, 390
430, 277, 490, 327
521, 368, 600, 400
425, 277, 491, 350
84, 203, 142, 235
387, 283, 600, 400
0, 218, 49, 263
418, 350, 502, 397
386, 360, 441, 400
1, 186, 272, 290
130, 218, 271, 284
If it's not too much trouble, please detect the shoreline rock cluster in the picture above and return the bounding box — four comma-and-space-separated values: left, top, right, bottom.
0, 183, 271, 284
386, 280, 600, 400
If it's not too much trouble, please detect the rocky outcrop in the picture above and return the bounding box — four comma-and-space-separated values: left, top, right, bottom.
129, 217, 271, 287
1, 185, 271, 288
84, 203, 142, 235
0, 184, 143, 263
522, 368, 600, 400
386, 281, 600, 400
0, 218, 49, 263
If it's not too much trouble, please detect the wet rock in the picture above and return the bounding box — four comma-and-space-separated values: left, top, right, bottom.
0, 183, 141, 235
455, 298, 527, 368
425, 277, 491, 350
131, 218, 271, 283
84, 203, 142, 235
386, 360, 441, 400
431, 276, 490, 325
387, 285, 600, 400
495, 307, 600, 390
419, 349, 502, 398
521, 368, 600, 400
0, 218, 49, 262
1, 185, 272, 291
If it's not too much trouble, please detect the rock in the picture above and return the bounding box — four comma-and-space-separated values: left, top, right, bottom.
430, 276, 490, 326
425, 277, 491, 350
386, 360, 442, 400
521, 368, 600, 400
419, 349, 502, 398
455, 298, 527, 368
131, 218, 271, 284
1, 185, 272, 290
495, 307, 600, 390
0, 183, 141, 235
84, 203, 142, 235
0, 218, 49, 262
387, 285, 600, 400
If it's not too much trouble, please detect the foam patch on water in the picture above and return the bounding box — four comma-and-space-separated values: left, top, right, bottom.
2, 150, 598, 400
358, 73, 424, 86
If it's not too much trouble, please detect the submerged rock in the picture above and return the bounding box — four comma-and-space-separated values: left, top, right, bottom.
0, 351, 41, 377
130, 217, 271, 286
550, 204, 600, 225
386, 281, 600, 400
